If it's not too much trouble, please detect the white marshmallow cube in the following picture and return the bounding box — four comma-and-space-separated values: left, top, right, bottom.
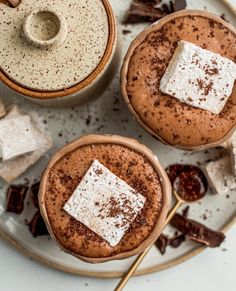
64, 159, 146, 247
0, 106, 53, 183
204, 156, 236, 195
160, 40, 236, 114
0, 114, 39, 161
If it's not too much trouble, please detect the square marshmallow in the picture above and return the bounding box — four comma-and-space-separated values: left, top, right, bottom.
160, 40, 236, 114
204, 156, 236, 195
0, 106, 53, 183
64, 160, 146, 247
0, 114, 39, 161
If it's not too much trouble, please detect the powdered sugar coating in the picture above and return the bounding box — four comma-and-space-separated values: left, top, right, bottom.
160, 40, 236, 114
64, 159, 146, 247
0, 115, 39, 161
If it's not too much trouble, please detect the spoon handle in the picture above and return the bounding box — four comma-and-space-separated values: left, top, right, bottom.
164, 199, 183, 226
114, 199, 183, 291
223, 0, 236, 17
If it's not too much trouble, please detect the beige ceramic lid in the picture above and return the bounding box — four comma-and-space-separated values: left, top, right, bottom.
0, 0, 110, 92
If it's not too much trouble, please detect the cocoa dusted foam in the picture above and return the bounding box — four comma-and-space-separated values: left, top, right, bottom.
39, 135, 171, 263
122, 10, 236, 150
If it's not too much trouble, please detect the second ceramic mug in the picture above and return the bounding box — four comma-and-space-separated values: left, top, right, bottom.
0, 0, 118, 107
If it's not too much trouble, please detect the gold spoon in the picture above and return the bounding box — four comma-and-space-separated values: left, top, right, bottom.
223, 0, 236, 17
115, 188, 204, 291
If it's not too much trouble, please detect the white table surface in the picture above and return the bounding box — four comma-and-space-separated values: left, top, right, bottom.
0, 224, 236, 291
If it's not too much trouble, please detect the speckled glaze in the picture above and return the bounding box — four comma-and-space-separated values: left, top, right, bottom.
0, 0, 118, 106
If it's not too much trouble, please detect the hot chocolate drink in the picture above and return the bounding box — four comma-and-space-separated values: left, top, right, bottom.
39, 135, 171, 263
121, 10, 236, 150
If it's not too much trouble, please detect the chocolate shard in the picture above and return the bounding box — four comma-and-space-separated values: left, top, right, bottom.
170, 0, 187, 12
155, 234, 169, 254
169, 234, 186, 248
6, 185, 28, 214
123, 0, 167, 24
170, 214, 225, 248
30, 182, 40, 209
182, 205, 190, 217
29, 211, 49, 237
135, 0, 161, 4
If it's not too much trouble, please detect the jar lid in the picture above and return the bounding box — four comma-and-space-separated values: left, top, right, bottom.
0, 0, 110, 92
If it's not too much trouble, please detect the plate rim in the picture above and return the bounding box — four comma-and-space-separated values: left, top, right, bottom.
0, 211, 235, 278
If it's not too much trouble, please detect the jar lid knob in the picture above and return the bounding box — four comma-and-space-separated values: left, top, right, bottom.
23, 9, 68, 49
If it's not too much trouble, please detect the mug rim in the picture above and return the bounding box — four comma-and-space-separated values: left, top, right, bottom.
39, 134, 172, 263
120, 9, 236, 151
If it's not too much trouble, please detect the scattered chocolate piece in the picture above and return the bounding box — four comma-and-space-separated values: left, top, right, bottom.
170, 0, 187, 12
182, 205, 190, 217
123, 0, 186, 24
123, 0, 167, 24
220, 13, 228, 22
6, 185, 28, 214
155, 234, 169, 254
122, 29, 132, 35
170, 213, 225, 248
166, 164, 208, 202
29, 211, 49, 237
169, 234, 186, 248
30, 182, 40, 209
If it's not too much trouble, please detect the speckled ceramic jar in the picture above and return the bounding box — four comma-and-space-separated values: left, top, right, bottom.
0, 0, 118, 106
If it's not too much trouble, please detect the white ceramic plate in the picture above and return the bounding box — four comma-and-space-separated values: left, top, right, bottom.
0, 0, 236, 278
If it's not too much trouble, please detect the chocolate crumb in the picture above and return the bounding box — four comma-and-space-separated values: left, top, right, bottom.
155, 234, 169, 254
6, 185, 28, 214
169, 234, 186, 248
30, 182, 40, 209
29, 211, 49, 237
122, 29, 131, 35
182, 205, 190, 217
122, 0, 186, 24
170, 0, 187, 12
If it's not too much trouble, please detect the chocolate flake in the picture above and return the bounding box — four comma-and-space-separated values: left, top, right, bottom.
123, 0, 187, 24
155, 234, 169, 254
6, 185, 28, 214
30, 182, 40, 209
182, 205, 190, 217
169, 234, 186, 248
170, 214, 225, 248
123, 0, 166, 24
29, 211, 49, 237
122, 29, 131, 35
124, 0, 186, 24
170, 0, 187, 12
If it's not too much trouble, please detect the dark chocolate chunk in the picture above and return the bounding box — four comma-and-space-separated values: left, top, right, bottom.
30, 182, 40, 209
123, 0, 167, 24
29, 211, 49, 237
155, 234, 169, 254
169, 234, 186, 248
182, 205, 190, 217
6, 185, 28, 214
220, 13, 228, 22
170, 0, 187, 12
170, 214, 225, 248
122, 29, 132, 35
